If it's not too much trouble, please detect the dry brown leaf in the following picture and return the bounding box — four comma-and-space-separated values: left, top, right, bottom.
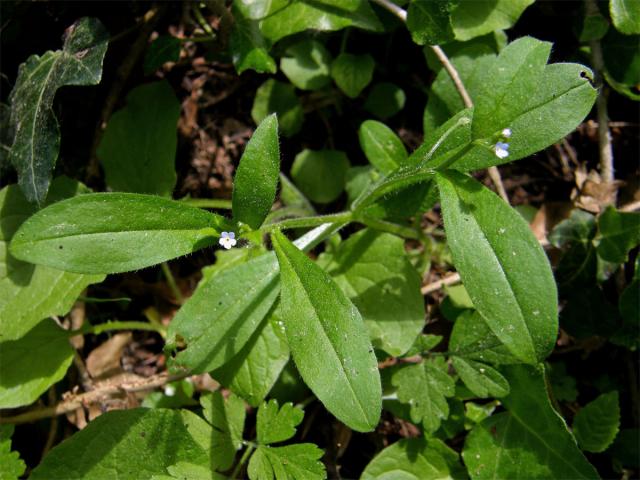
86, 333, 132, 380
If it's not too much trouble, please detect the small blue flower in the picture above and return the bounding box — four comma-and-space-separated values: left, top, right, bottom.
219, 231, 237, 249
494, 141, 510, 159
501, 128, 512, 138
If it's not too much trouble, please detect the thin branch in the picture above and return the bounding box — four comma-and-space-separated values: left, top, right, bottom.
430, 45, 473, 109
371, 0, 407, 21
421, 272, 461, 295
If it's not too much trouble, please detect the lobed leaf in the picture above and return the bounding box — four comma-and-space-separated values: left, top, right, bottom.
256, 399, 304, 445
248, 444, 326, 480
0, 426, 26, 480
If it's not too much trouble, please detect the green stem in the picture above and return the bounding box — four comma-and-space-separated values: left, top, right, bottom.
263, 211, 353, 233
433, 140, 478, 171
359, 216, 418, 239
70, 321, 166, 337
231, 443, 256, 480
419, 116, 471, 167
180, 198, 232, 209
192, 4, 215, 37
161, 262, 184, 304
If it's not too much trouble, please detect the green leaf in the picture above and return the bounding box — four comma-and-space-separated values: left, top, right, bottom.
230, 2, 277, 74
279, 173, 315, 215
595, 206, 640, 263
152, 462, 227, 480
573, 391, 620, 453
97, 81, 180, 196
602, 29, 640, 93
280, 39, 332, 91
8, 17, 108, 204
463, 364, 600, 480
361, 438, 458, 480
406, 0, 455, 46
232, 114, 280, 229
547, 362, 578, 402
451, 0, 535, 41
272, 231, 381, 432
609, 428, 640, 468
143, 35, 181, 74
168, 253, 280, 373
252, 79, 303, 137
258, 0, 383, 43
290, 149, 350, 204
248, 444, 326, 480
610, 0, 640, 35
330, 53, 375, 98
0, 104, 14, 174
451, 357, 509, 398
257, 399, 304, 445
0, 179, 104, 341
319, 229, 425, 356
358, 120, 408, 174
0, 320, 73, 408
364, 82, 406, 119
391, 357, 455, 433
212, 311, 289, 407
200, 391, 246, 470
31, 409, 213, 479
10, 193, 225, 274
436, 171, 558, 364
0, 425, 26, 480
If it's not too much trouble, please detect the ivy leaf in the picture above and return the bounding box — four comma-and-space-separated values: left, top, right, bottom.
97, 81, 180, 196
0, 425, 26, 480
319, 229, 425, 356
330, 53, 375, 98
361, 438, 463, 480
406, 0, 455, 46
280, 39, 332, 91
0, 320, 74, 408
573, 391, 620, 453
212, 311, 289, 407
229, 2, 277, 74
463, 364, 600, 480
0, 179, 104, 341
232, 114, 280, 229
200, 391, 246, 470
31, 409, 213, 479
248, 444, 326, 480
358, 120, 408, 174
436, 170, 558, 364
451, 0, 535, 41
451, 357, 510, 398
391, 357, 455, 433
168, 253, 280, 374
256, 399, 304, 445
143, 35, 181, 75
290, 149, 350, 204
8, 17, 108, 204
610, 0, 640, 35
595, 206, 640, 264
252, 80, 303, 137
9, 193, 225, 274
272, 231, 382, 432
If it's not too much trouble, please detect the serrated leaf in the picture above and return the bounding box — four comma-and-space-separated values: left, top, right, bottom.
406, 0, 455, 46
280, 39, 332, 91
451, 0, 534, 41
31, 409, 212, 479
361, 438, 460, 480
257, 399, 304, 445
573, 391, 620, 453
200, 391, 246, 470
291, 149, 350, 204
451, 357, 509, 398
97, 81, 180, 196
463, 364, 600, 480
248, 444, 326, 480
0, 425, 26, 480
331, 53, 375, 98
168, 253, 280, 373
391, 358, 455, 433
0, 320, 73, 408
8, 17, 108, 203
358, 120, 408, 174
595, 206, 640, 263
232, 114, 280, 229
230, 2, 277, 74
436, 170, 558, 364
272, 231, 381, 432
143, 35, 181, 74
0, 179, 104, 341
9, 193, 225, 274
610, 0, 640, 35
252, 80, 303, 137
319, 229, 425, 356
212, 311, 289, 407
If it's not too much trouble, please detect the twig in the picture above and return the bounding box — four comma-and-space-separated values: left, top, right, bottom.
421, 272, 461, 295
161, 262, 184, 304
0, 372, 190, 425
41, 388, 59, 458
621, 200, 640, 212
369, 0, 509, 203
